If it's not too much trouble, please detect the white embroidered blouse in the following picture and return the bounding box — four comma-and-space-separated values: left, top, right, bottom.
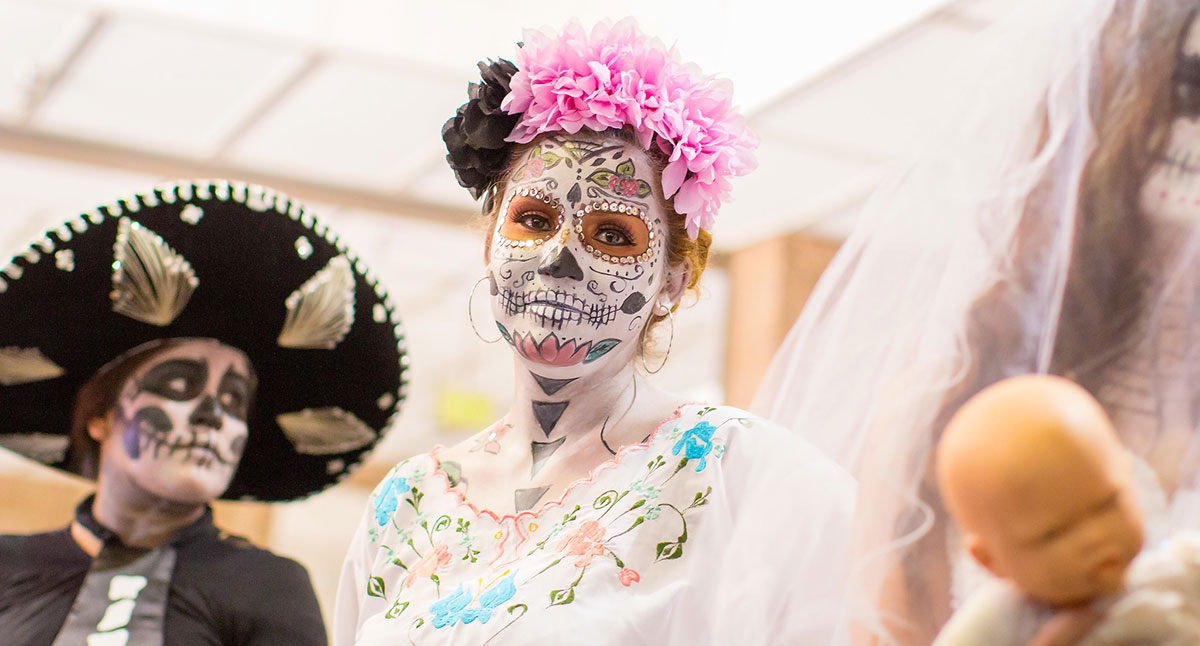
333, 403, 855, 645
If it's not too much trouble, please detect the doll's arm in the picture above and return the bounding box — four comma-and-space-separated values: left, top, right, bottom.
932, 581, 1031, 646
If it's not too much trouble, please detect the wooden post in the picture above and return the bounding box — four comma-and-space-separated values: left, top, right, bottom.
723, 232, 841, 408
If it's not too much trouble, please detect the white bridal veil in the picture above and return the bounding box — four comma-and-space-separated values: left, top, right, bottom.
754, 0, 1200, 643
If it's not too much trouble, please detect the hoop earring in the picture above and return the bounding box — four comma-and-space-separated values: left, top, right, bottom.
468, 277, 501, 344
640, 309, 674, 374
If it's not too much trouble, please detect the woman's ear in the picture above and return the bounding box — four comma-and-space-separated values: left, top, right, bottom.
483, 227, 494, 264
86, 415, 111, 443
659, 258, 693, 311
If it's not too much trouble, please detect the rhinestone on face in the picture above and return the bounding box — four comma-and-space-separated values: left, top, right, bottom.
373, 303, 388, 323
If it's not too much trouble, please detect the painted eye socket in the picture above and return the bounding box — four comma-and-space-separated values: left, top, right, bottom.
499, 196, 561, 242
580, 211, 650, 258
218, 369, 251, 421
138, 359, 207, 401
1175, 79, 1200, 117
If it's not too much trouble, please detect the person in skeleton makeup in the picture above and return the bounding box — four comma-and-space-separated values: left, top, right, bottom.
751, 0, 1200, 644
334, 19, 856, 646
0, 181, 407, 646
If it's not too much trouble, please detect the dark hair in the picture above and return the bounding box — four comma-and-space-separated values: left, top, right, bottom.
66, 338, 258, 477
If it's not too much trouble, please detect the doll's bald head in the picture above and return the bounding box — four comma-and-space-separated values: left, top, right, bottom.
937, 375, 1143, 607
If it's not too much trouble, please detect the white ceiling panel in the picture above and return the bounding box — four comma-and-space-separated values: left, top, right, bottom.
31, 14, 309, 156
403, 160, 480, 211
0, 148, 158, 257
711, 136, 882, 251
751, 18, 979, 163
0, 2, 94, 122
225, 58, 464, 192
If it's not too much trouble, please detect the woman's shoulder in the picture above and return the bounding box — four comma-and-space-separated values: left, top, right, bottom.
666, 404, 853, 478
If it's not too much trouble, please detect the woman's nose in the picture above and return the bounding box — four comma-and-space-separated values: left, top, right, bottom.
538, 245, 584, 281
189, 395, 224, 429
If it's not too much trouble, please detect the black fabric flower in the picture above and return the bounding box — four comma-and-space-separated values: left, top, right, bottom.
442, 59, 521, 200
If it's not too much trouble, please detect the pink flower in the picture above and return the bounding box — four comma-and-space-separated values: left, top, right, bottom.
556, 520, 607, 567
522, 157, 545, 179
498, 18, 756, 238
513, 331, 591, 366
617, 567, 640, 586
405, 544, 451, 589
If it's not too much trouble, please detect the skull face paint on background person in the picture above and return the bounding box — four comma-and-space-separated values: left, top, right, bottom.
90, 339, 254, 505
487, 133, 682, 378
1140, 14, 1200, 231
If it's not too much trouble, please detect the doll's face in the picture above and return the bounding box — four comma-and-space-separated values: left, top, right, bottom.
972, 440, 1143, 607
1140, 13, 1200, 227
485, 134, 682, 378
97, 340, 253, 504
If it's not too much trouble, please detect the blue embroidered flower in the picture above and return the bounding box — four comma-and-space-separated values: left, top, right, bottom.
373, 476, 409, 526
430, 583, 472, 628
671, 421, 717, 472
429, 572, 518, 628
461, 572, 517, 624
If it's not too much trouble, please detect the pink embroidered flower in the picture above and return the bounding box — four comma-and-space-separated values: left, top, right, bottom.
405, 544, 451, 589
617, 567, 640, 586
556, 520, 607, 567
499, 18, 757, 238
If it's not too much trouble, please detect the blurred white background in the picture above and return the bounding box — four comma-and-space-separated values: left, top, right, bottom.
0, 0, 1014, 633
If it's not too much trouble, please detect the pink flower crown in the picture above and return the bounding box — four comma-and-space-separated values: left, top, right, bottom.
501, 19, 758, 238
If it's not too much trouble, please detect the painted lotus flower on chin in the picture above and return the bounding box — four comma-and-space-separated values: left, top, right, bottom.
500, 326, 620, 366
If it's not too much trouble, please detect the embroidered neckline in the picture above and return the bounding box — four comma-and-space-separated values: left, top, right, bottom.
426, 401, 703, 523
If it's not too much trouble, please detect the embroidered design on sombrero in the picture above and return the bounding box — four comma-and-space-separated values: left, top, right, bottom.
0, 346, 65, 385
0, 433, 69, 463
277, 407, 376, 455
110, 218, 198, 327
278, 255, 356, 350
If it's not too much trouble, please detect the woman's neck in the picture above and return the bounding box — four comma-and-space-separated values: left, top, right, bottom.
80, 473, 206, 553
486, 355, 681, 511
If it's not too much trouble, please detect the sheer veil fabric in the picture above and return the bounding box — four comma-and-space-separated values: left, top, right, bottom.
753, 0, 1200, 643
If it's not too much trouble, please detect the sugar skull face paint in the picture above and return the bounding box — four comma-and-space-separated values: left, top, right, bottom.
1141, 14, 1200, 229
488, 135, 672, 373
101, 340, 254, 504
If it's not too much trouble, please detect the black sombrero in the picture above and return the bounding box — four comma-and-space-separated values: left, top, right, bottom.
0, 180, 408, 501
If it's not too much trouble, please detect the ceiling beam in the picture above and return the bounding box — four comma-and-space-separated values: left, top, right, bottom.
17, 12, 109, 127
0, 125, 476, 226
207, 51, 326, 161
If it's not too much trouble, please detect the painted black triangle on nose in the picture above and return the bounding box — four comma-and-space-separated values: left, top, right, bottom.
538, 247, 584, 280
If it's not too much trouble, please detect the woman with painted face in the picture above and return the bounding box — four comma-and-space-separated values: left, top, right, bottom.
0, 182, 407, 646
752, 0, 1200, 644
333, 19, 855, 646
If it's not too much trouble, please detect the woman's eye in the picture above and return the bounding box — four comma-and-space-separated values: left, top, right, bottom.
220, 392, 245, 413
1175, 80, 1200, 117
518, 212, 553, 232
597, 228, 631, 246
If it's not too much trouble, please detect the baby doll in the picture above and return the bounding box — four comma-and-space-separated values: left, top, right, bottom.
933, 374, 1200, 646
